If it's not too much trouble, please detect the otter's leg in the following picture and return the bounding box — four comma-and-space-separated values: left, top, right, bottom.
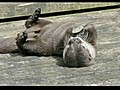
25, 8, 41, 28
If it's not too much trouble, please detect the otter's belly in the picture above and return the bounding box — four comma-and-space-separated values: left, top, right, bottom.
39, 32, 64, 56
38, 21, 84, 56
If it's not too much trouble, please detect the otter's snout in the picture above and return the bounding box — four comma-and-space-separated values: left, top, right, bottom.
67, 37, 82, 45
63, 37, 82, 67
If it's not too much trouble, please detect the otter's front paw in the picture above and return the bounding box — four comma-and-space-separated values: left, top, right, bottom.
16, 31, 28, 44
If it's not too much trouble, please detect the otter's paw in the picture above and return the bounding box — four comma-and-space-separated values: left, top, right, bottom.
16, 31, 28, 44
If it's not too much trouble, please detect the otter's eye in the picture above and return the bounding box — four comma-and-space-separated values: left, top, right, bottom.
68, 40, 72, 45
68, 39, 74, 45
89, 58, 91, 61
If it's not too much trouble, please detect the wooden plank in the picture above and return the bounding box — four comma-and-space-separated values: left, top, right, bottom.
0, 8, 120, 85
0, 4, 120, 23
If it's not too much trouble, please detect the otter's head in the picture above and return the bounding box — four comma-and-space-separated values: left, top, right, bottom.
63, 36, 96, 67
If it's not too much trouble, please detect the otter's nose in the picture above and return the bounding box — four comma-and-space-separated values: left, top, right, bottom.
73, 37, 82, 44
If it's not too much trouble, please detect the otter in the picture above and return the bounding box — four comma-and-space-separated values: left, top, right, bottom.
0, 8, 97, 67
16, 21, 97, 67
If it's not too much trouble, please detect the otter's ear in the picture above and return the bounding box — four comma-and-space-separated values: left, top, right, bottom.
63, 27, 73, 46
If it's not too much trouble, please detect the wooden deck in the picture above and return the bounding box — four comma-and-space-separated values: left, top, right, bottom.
0, 8, 120, 86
